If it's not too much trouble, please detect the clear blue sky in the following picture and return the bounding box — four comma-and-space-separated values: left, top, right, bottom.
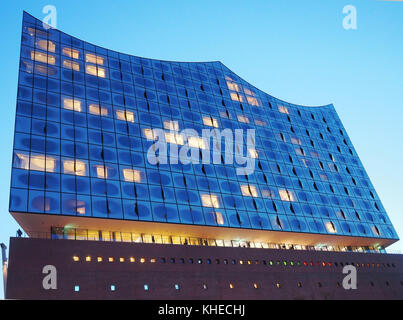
0, 0, 402, 298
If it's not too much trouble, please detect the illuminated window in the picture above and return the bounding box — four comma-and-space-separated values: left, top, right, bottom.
229, 283, 234, 289
150, 258, 156, 263
164, 120, 179, 131
254, 119, 266, 126
116, 110, 135, 122
201, 194, 220, 208
372, 226, 381, 236
237, 115, 249, 123
130, 257, 135, 263
279, 189, 295, 202
16, 153, 56, 172
27, 27, 48, 37
85, 256, 91, 262
89, 104, 108, 116
122, 169, 141, 183
143, 128, 156, 140
246, 96, 260, 106
95, 165, 108, 179
73, 256, 80, 262
253, 283, 258, 289
108, 257, 114, 262
119, 258, 125, 263
97, 257, 103, 262
188, 136, 206, 149
63, 98, 82, 112
144, 284, 149, 291
63, 160, 86, 176
110, 285, 116, 292
226, 81, 240, 92
325, 222, 337, 233
174, 284, 180, 290
86, 53, 104, 65
248, 149, 258, 158
230, 92, 243, 102
140, 258, 146, 263
203, 116, 219, 128
74, 285, 80, 292
76, 201, 86, 215
36, 40, 56, 52
63, 59, 80, 71
86, 64, 106, 78
243, 88, 255, 96
278, 106, 289, 114
30, 51, 56, 65
276, 283, 281, 288
165, 132, 184, 145
214, 212, 225, 225
241, 185, 258, 197
63, 47, 80, 59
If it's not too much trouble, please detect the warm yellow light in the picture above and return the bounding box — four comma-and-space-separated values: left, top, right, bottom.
226, 81, 240, 92
246, 96, 259, 106
229, 283, 234, 289
143, 128, 156, 140
73, 256, 80, 262
63, 59, 80, 71
150, 258, 156, 263
230, 92, 243, 102
201, 194, 220, 208
140, 258, 145, 263
63, 160, 86, 176
36, 40, 56, 52
254, 119, 266, 126
123, 169, 141, 183
248, 149, 258, 159
130, 257, 135, 263
95, 165, 108, 179
188, 136, 206, 149
17, 153, 56, 172
237, 115, 249, 123
165, 132, 184, 145
85, 256, 91, 262
241, 185, 259, 197
97, 257, 103, 262
76, 201, 86, 215
88, 104, 108, 116
63, 98, 82, 112
164, 120, 179, 131
30, 51, 56, 65
63, 47, 80, 59
86, 64, 106, 78
108, 257, 114, 262
116, 110, 135, 122
279, 189, 295, 202
325, 222, 337, 233
215, 212, 225, 225
119, 257, 125, 263
203, 116, 219, 128
278, 106, 289, 114
86, 53, 104, 65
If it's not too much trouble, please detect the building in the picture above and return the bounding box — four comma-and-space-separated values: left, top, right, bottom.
4, 11, 403, 300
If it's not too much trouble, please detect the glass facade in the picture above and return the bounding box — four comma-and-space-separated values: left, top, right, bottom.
9, 12, 398, 242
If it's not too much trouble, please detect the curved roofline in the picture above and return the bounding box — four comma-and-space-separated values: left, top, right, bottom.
24, 11, 333, 109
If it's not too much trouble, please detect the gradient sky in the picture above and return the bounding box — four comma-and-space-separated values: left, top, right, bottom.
0, 0, 402, 298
